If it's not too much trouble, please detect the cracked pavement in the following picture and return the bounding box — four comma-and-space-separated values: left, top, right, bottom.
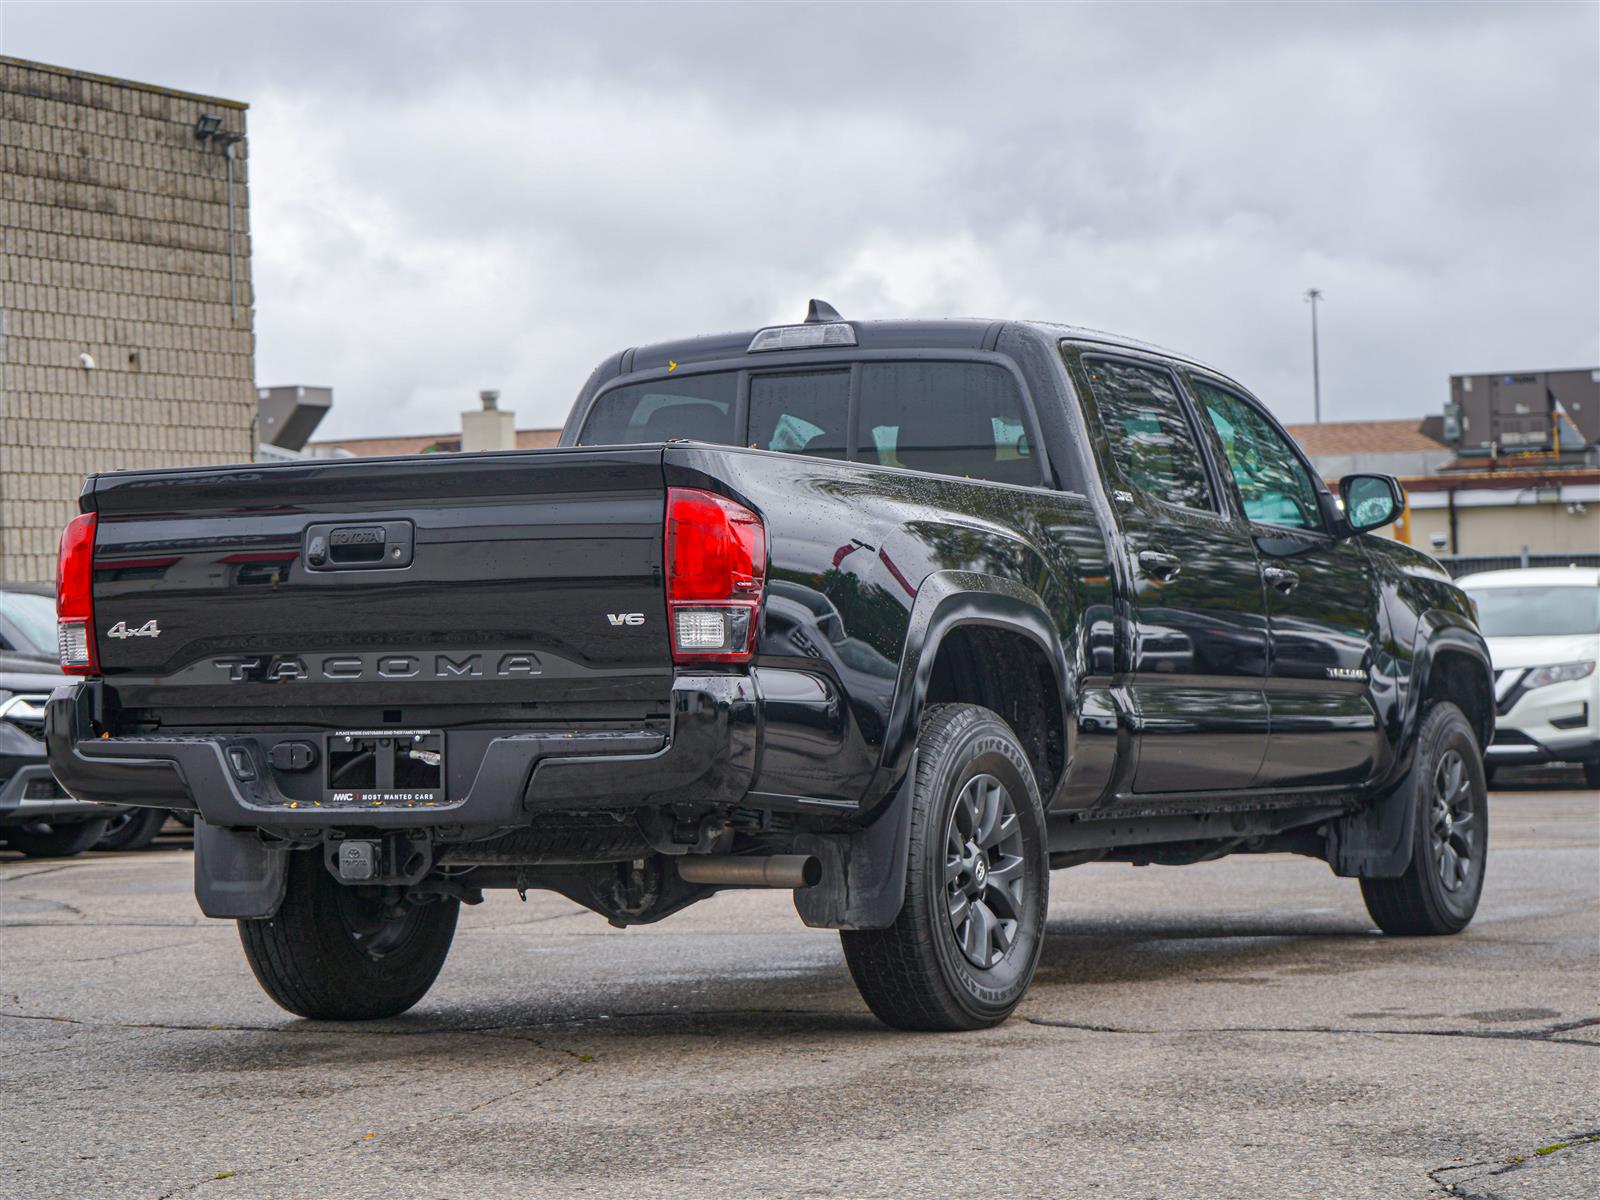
1, 785, 1595, 1199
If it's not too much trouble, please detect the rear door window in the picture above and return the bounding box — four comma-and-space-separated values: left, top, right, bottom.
1079, 359, 1213, 511
749, 371, 849, 458
578, 373, 737, 445
857, 362, 1041, 485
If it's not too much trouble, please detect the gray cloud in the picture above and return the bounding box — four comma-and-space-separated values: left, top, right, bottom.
5, 1, 1595, 437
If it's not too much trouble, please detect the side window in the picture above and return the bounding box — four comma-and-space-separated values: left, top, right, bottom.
1190, 380, 1322, 530
578, 373, 737, 446
857, 362, 1041, 485
749, 371, 849, 458
1079, 359, 1212, 510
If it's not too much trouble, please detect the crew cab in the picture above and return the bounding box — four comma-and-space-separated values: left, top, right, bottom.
46, 304, 1495, 1030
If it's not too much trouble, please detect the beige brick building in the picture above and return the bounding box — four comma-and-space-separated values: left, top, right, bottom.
0, 56, 255, 582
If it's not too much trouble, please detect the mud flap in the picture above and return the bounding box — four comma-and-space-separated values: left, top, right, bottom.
792, 756, 916, 930
194, 819, 288, 918
1326, 768, 1418, 879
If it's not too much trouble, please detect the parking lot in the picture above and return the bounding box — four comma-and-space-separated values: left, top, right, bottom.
3, 779, 1595, 1200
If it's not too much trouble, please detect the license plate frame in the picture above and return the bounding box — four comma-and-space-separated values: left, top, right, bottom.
322, 728, 445, 806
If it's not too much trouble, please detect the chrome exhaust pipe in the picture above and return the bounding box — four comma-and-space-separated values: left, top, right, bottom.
675, 854, 822, 889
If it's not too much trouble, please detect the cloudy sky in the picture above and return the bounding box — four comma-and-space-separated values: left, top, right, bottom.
3, 2, 1596, 439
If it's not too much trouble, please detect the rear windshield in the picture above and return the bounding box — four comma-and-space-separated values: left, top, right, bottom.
579, 374, 737, 446
1466, 585, 1600, 637
576, 361, 1043, 486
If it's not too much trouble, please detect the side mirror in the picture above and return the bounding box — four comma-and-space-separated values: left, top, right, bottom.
1340, 473, 1403, 535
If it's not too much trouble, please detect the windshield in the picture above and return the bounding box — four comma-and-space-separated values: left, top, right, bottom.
1466, 585, 1600, 637
0, 590, 56, 656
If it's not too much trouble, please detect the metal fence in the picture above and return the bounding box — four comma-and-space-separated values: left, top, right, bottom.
1438, 552, 1600, 579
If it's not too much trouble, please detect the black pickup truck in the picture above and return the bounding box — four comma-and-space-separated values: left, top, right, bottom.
47, 304, 1494, 1030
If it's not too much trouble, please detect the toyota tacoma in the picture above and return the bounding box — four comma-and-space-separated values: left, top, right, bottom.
46, 304, 1495, 1030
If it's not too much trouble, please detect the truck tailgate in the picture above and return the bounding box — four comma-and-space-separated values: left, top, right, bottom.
87, 447, 671, 714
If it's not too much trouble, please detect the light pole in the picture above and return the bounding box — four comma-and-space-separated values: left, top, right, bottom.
1304, 288, 1323, 424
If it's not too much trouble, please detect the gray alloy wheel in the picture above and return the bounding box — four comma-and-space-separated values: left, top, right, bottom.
944, 773, 1027, 970
1427, 748, 1477, 894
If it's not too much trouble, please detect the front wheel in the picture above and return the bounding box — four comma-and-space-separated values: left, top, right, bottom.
841, 704, 1049, 1031
1360, 702, 1488, 936
238, 849, 458, 1020
3, 817, 111, 858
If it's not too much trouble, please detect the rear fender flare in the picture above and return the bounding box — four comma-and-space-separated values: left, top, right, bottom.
879, 570, 1073, 792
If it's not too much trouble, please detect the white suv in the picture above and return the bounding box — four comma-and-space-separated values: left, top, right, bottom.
1459, 567, 1600, 788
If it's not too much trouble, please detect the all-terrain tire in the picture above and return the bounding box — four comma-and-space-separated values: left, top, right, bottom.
1360, 702, 1488, 936
238, 849, 458, 1020
4, 817, 111, 858
841, 704, 1049, 1031
95, 807, 169, 852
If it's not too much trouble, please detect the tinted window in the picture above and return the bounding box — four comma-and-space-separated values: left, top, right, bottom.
857, 362, 1040, 485
1080, 359, 1211, 509
578, 373, 737, 445
749, 371, 849, 458
1191, 380, 1322, 530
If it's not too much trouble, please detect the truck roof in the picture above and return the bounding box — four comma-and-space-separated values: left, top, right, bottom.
623, 313, 1232, 382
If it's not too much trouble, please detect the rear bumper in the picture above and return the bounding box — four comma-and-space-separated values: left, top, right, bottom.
47, 674, 759, 834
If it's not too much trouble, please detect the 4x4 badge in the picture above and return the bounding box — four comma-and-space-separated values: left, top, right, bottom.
107, 619, 161, 640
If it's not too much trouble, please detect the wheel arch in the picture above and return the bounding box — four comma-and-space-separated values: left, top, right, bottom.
1412, 616, 1495, 753
879, 571, 1073, 808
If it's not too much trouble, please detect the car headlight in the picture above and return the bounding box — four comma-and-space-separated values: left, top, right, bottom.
1523, 661, 1597, 690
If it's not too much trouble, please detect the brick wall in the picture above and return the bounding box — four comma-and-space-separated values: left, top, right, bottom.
0, 56, 255, 583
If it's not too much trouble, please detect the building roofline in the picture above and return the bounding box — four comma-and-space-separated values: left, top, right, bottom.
308, 428, 562, 448
1399, 467, 1600, 492
0, 54, 248, 110
1450, 367, 1600, 379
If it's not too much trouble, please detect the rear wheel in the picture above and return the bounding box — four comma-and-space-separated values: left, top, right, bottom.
1583, 762, 1600, 790
1360, 702, 1487, 936
95, 808, 169, 852
3, 817, 111, 858
841, 704, 1048, 1031
238, 849, 458, 1020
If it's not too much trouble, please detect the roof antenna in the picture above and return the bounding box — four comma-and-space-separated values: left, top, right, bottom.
805, 298, 843, 324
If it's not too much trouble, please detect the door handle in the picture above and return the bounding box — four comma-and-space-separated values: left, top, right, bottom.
1263, 566, 1299, 594
1137, 549, 1183, 581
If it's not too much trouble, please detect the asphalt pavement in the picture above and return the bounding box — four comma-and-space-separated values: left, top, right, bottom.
2, 781, 1596, 1200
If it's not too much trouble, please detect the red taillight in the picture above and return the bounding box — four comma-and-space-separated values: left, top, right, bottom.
665, 487, 766, 663
56, 512, 98, 675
